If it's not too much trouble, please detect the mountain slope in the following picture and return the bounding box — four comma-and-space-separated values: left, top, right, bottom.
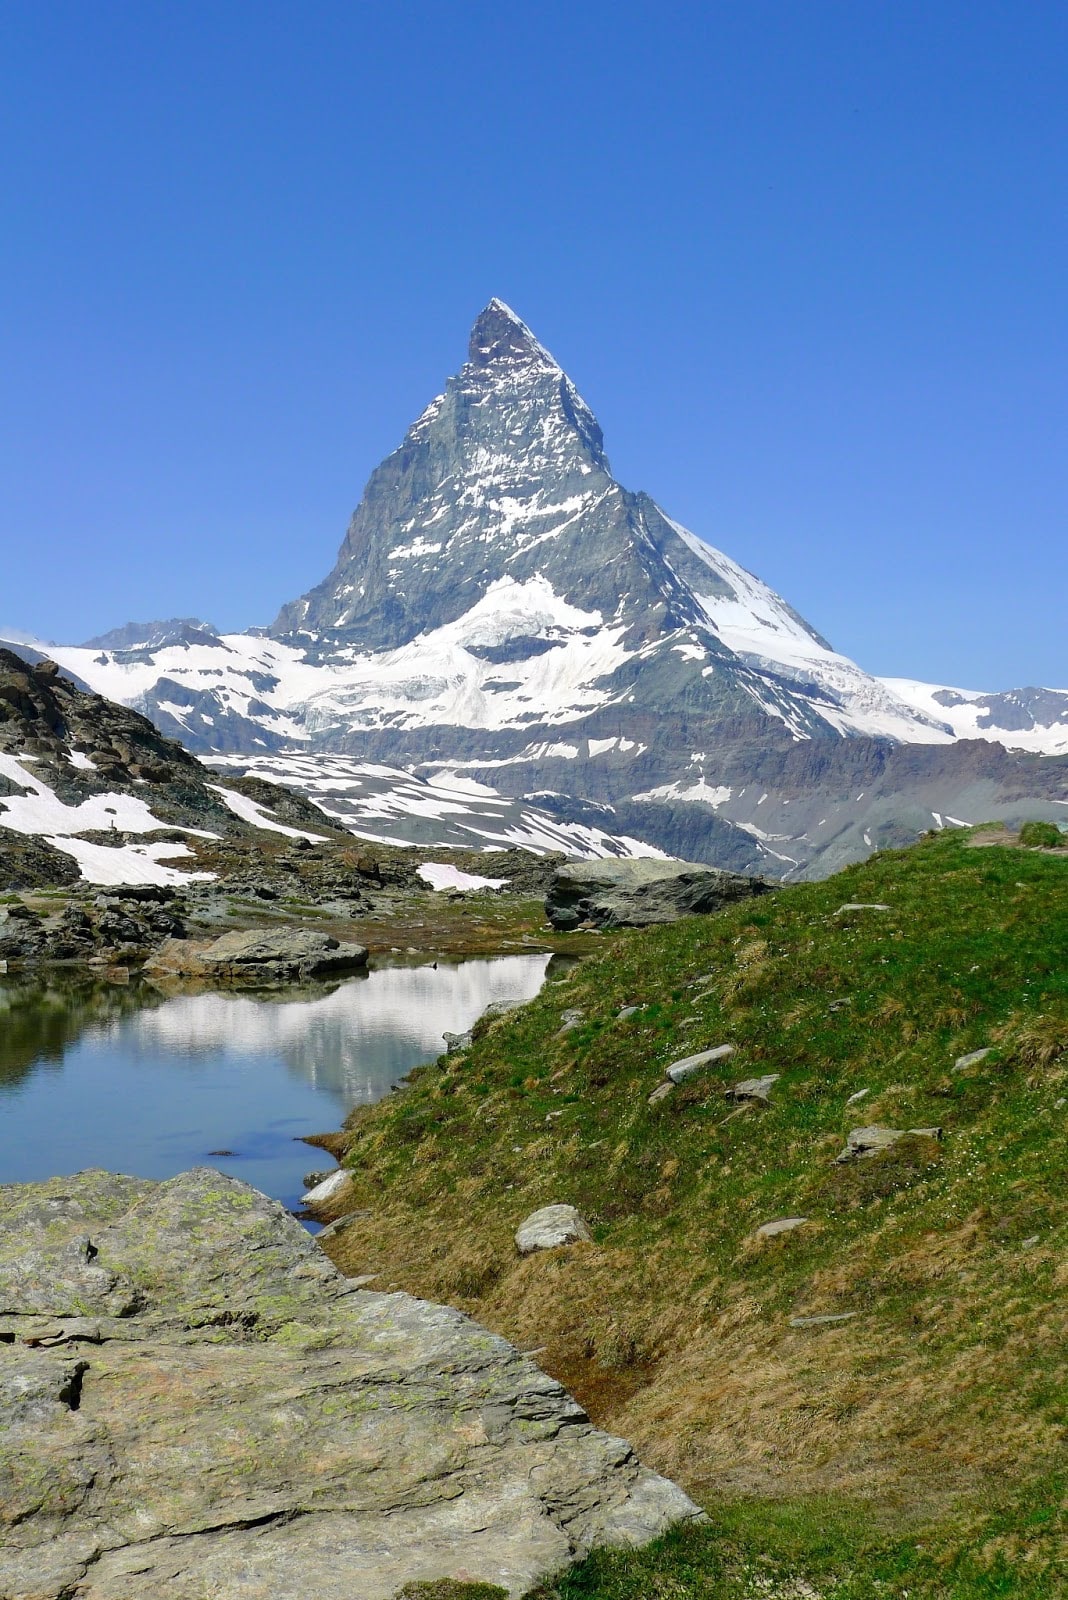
317, 826, 1068, 1596
882, 677, 1068, 756
0, 647, 346, 887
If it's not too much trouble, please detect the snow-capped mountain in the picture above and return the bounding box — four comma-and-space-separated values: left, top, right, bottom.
25, 299, 1066, 876
880, 679, 1068, 757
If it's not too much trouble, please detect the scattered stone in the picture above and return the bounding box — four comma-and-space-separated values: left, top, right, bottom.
665, 1044, 735, 1085
317, 1211, 373, 1241
953, 1047, 993, 1072
303, 1168, 334, 1189
1055, 1097, 1066, 1111
515, 1204, 592, 1255
789, 1312, 857, 1327
207, 1148, 236, 1157
647, 1081, 676, 1106
754, 1217, 809, 1239
0, 1169, 700, 1598
545, 858, 772, 931
828, 998, 852, 1013
617, 1005, 640, 1020
833, 903, 891, 915
1020, 1235, 1040, 1249
302, 1169, 351, 1206
443, 1029, 474, 1054
836, 1125, 902, 1161
835, 1125, 943, 1163
481, 999, 523, 1023
726, 1073, 779, 1104
557, 1008, 585, 1034
845, 1089, 870, 1106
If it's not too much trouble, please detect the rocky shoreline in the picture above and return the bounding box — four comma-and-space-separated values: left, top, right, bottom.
0, 1167, 702, 1599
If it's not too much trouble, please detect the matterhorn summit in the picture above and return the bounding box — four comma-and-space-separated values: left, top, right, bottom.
268, 299, 945, 747
42, 300, 1065, 877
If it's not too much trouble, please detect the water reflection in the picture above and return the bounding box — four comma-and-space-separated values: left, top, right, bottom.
0, 978, 164, 1089
112, 956, 550, 1105
0, 955, 552, 1212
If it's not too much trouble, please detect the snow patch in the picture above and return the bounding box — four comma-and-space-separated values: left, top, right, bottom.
208, 785, 330, 841
417, 862, 510, 892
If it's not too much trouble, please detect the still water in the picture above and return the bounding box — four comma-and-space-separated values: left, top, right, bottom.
0, 954, 552, 1214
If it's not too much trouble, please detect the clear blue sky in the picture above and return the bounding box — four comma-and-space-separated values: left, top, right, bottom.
1, 1, 1065, 687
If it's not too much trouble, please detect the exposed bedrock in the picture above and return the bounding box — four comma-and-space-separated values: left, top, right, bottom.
545, 856, 773, 930
0, 1167, 701, 1600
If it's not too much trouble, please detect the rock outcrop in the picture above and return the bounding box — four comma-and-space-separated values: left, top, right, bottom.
545, 857, 772, 930
0, 1167, 702, 1599
199, 927, 369, 982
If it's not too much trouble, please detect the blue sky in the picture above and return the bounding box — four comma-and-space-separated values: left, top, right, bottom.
1, 1, 1065, 687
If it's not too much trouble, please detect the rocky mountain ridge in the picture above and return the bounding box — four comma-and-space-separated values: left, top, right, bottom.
0, 645, 349, 891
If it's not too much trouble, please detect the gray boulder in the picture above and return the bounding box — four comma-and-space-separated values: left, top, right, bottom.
726, 1074, 780, 1104
835, 1124, 943, 1163
515, 1204, 593, 1255
666, 1044, 735, 1085
545, 858, 771, 931
953, 1047, 993, 1072
200, 927, 369, 983
0, 1168, 701, 1599
443, 1028, 474, 1054
754, 1217, 809, 1240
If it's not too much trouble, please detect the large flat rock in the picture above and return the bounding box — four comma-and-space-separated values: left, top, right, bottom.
0, 1168, 700, 1599
545, 856, 772, 930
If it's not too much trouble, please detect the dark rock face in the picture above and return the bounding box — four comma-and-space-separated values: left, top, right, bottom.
0, 649, 346, 893
0, 1168, 702, 1599
545, 857, 772, 929
0, 829, 82, 890
80, 618, 221, 652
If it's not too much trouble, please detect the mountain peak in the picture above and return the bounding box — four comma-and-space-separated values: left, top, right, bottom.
468, 298, 559, 371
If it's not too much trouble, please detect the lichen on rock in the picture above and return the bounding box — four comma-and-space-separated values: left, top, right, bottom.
0, 1167, 701, 1599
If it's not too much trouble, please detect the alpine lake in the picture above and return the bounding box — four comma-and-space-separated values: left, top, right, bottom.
0, 951, 564, 1223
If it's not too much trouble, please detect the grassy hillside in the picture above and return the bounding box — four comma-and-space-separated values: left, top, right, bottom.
321, 827, 1067, 1596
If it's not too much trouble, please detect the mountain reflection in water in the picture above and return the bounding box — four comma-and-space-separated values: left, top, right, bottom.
120, 956, 551, 1105
0, 954, 553, 1211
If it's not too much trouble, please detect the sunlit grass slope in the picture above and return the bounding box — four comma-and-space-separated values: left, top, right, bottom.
323, 827, 1067, 1596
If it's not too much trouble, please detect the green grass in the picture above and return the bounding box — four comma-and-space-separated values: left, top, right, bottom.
322, 828, 1067, 1596
532, 1482, 1066, 1598
1018, 820, 1063, 849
